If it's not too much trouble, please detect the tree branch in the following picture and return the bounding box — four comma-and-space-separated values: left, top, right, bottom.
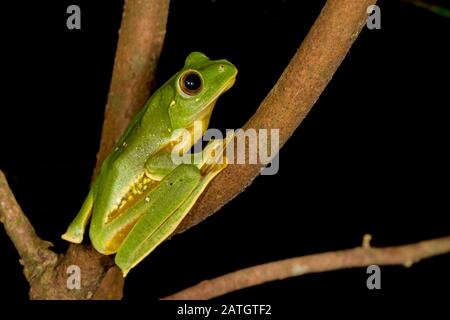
93, 0, 170, 178
56, 0, 171, 299
0, 171, 119, 299
163, 235, 450, 300
1, 0, 170, 300
175, 0, 378, 234
0, 170, 58, 282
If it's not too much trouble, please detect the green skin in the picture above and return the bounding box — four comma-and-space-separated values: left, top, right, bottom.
62, 52, 237, 276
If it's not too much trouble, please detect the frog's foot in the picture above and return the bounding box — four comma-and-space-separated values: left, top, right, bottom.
61, 188, 94, 243
197, 132, 234, 176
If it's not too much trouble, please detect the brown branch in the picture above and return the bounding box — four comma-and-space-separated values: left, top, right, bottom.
163, 235, 450, 300
55, 0, 171, 299
175, 0, 378, 234
93, 0, 170, 178
0, 170, 121, 299
53, 0, 171, 299
1, 0, 170, 300
29, 244, 117, 300
0, 170, 58, 282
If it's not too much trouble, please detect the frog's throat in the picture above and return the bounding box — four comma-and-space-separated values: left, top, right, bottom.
184, 75, 236, 129
202, 75, 236, 116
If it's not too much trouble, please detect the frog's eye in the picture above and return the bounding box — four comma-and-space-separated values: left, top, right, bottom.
180, 71, 203, 96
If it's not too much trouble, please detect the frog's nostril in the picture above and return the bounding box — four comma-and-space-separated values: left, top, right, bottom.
219, 64, 225, 72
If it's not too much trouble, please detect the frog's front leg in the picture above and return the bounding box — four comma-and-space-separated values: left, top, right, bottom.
144, 133, 231, 180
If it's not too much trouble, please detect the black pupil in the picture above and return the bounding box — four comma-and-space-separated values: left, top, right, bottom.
184, 73, 201, 91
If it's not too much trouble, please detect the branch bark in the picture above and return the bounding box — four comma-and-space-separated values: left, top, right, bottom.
163, 235, 450, 300
0, 170, 122, 299
0, 171, 58, 282
175, 0, 378, 234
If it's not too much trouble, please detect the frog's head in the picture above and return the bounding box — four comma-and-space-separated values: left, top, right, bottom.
169, 52, 237, 130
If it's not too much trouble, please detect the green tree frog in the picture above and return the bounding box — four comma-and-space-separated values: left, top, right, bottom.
62, 52, 237, 276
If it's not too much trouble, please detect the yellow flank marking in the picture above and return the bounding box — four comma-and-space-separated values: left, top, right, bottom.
105, 174, 158, 224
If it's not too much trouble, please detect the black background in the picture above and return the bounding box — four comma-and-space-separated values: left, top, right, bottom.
1, 0, 449, 308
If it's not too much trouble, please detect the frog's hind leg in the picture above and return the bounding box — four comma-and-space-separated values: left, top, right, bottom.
115, 162, 224, 276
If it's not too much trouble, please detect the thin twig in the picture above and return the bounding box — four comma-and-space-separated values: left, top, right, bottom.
163, 235, 450, 300
0, 170, 57, 282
